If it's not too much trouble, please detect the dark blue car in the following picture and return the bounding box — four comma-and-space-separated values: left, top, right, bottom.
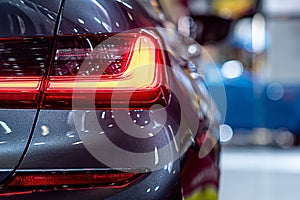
0, 0, 220, 199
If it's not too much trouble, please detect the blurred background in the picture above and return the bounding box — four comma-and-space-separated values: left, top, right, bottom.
158, 0, 300, 199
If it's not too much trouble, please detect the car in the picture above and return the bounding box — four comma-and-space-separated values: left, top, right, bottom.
0, 0, 220, 199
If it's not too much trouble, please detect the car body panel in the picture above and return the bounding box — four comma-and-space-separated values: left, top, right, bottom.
58, 0, 154, 35
0, 110, 36, 183
0, 0, 60, 37
11, 51, 219, 199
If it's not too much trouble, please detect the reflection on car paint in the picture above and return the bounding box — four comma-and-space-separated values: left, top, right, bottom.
0, 121, 12, 134
0, 0, 57, 37
40, 125, 49, 136
0, 110, 37, 183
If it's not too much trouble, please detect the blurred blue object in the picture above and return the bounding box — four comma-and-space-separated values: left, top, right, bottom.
262, 85, 300, 134
207, 68, 300, 135
223, 69, 256, 130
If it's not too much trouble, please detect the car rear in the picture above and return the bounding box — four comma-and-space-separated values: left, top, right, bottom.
0, 0, 220, 199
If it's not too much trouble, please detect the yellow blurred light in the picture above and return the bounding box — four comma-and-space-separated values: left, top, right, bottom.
212, 0, 255, 19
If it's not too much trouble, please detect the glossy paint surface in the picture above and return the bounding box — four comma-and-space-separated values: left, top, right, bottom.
58, 0, 154, 35
0, 0, 60, 37
0, 110, 37, 183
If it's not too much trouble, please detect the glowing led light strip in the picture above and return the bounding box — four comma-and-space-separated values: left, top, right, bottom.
47, 35, 159, 90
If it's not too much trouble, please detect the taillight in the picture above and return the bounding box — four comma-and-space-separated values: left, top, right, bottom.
0, 30, 168, 109
0, 37, 51, 108
42, 30, 169, 109
8, 171, 139, 188
0, 77, 41, 108
1, 170, 144, 196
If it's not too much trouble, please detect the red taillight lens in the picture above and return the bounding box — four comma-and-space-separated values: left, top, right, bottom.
0, 31, 169, 109
8, 172, 139, 188
0, 77, 41, 108
52, 34, 134, 77
0, 171, 143, 196
42, 31, 169, 109
0, 37, 50, 108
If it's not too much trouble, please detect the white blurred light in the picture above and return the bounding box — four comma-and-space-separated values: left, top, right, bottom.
178, 16, 191, 36
234, 18, 252, 49
219, 124, 233, 143
252, 13, 266, 53
221, 60, 244, 79
188, 44, 199, 56
266, 82, 285, 101
78, 18, 85, 24
275, 130, 294, 149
